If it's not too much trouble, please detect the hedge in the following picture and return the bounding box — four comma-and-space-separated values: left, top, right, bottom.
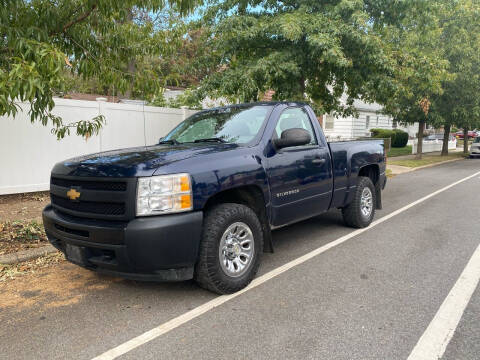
370, 128, 408, 148
392, 129, 409, 147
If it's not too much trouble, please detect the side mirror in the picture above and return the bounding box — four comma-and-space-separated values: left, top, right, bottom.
273, 128, 311, 149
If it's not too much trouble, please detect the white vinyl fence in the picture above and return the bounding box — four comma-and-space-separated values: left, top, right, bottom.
0, 98, 197, 195
411, 139, 457, 154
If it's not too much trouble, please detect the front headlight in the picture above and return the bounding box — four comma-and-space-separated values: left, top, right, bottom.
136, 173, 192, 216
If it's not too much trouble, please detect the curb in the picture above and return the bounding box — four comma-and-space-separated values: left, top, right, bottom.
0, 244, 58, 265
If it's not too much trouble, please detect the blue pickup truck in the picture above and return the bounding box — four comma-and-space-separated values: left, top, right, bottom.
43, 102, 386, 294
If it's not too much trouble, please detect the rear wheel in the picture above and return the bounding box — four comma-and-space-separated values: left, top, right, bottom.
194, 203, 263, 294
342, 176, 376, 228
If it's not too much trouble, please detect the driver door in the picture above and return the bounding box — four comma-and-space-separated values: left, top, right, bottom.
266, 107, 333, 227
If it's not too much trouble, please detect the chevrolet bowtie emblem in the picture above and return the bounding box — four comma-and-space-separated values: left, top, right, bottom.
67, 188, 81, 201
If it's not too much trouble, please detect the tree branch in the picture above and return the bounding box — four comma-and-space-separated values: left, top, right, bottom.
54, 4, 97, 35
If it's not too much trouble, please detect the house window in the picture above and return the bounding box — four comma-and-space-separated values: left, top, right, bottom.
366, 115, 370, 129
324, 114, 335, 130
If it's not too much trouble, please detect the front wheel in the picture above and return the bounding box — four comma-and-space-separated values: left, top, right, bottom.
342, 176, 376, 228
194, 203, 263, 294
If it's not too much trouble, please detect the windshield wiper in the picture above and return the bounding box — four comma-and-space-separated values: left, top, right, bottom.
158, 139, 180, 145
193, 137, 227, 143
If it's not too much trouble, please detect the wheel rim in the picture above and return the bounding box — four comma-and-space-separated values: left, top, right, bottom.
219, 222, 254, 278
360, 187, 373, 218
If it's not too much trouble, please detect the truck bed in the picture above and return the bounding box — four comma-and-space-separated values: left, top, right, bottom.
328, 139, 385, 209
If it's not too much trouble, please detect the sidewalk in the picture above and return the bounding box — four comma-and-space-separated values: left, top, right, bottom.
387, 164, 412, 175
387, 148, 466, 176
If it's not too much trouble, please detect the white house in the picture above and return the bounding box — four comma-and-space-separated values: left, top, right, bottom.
321, 96, 395, 140
318, 96, 457, 154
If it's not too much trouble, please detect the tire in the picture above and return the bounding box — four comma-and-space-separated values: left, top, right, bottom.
194, 203, 263, 294
342, 176, 376, 228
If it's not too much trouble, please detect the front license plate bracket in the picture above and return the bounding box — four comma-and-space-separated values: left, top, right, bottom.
65, 244, 88, 266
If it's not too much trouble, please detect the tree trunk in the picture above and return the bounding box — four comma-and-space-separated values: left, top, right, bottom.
416, 120, 425, 159
126, 59, 136, 97
441, 124, 450, 156
299, 76, 306, 99
124, 9, 135, 98
463, 127, 469, 154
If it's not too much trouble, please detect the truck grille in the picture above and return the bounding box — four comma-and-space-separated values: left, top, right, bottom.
51, 177, 127, 191
51, 195, 126, 215
50, 176, 136, 220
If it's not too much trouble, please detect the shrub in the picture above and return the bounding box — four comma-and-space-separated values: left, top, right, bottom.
370, 128, 409, 148
392, 129, 409, 147
370, 128, 395, 139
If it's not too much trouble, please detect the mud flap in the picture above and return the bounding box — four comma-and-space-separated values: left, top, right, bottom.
263, 226, 274, 253
375, 181, 383, 210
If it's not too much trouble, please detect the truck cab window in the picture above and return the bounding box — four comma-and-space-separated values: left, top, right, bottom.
164, 105, 272, 144
274, 108, 317, 145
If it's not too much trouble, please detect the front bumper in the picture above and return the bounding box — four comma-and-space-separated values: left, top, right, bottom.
43, 205, 203, 281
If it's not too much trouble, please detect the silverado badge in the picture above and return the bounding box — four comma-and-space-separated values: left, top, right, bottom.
66, 188, 81, 201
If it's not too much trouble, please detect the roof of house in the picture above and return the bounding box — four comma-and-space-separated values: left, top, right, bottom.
62, 86, 186, 103
340, 94, 383, 112
62, 93, 120, 102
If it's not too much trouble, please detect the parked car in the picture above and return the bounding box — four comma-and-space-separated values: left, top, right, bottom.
455, 130, 478, 139
424, 134, 442, 141
43, 102, 387, 294
470, 137, 480, 157
424, 134, 455, 142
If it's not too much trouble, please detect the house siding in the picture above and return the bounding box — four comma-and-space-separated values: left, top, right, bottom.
323, 110, 394, 140
323, 115, 354, 140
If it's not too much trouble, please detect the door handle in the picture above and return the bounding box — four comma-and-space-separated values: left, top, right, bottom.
312, 158, 326, 165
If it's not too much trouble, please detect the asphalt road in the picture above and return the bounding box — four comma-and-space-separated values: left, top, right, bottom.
1, 159, 479, 360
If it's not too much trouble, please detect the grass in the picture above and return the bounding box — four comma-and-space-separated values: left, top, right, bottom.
389, 152, 466, 168
387, 145, 412, 157
457, 139, 473, 148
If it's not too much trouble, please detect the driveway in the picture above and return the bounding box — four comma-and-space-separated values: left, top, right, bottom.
1, 159, 479, 360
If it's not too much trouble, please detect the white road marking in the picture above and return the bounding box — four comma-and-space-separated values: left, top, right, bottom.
92, 170, 480, 360
407, 244, 480, 360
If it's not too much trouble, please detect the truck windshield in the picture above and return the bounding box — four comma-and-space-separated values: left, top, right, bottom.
163, 105, 272, 144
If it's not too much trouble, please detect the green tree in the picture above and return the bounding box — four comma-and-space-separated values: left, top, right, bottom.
431, 0, 480, 155
0, 0, 198, 139
58, 9, 208, 97
158, 24, 218, 89
374, 1, 449, 159
195, 0, 395, 116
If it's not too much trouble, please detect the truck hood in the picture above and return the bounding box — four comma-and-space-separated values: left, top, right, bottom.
51, 143, 239, 178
